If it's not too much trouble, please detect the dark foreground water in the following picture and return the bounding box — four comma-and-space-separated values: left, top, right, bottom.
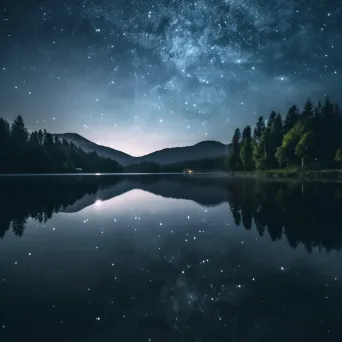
0, 175, 342, 342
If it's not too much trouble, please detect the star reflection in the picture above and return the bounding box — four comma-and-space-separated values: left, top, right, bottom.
0, 176, 342, 340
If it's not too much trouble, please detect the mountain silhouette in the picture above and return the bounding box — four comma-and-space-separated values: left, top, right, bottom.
53, 133, 136, 166
54, 133, 230, 166
138, 141, 229, 165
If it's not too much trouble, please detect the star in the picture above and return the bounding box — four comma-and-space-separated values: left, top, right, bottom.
0, 0, 340, 157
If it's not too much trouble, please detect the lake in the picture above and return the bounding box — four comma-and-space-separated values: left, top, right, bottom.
0, 174, 341, 341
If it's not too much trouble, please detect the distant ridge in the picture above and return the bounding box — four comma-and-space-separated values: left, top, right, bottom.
53, 133, 136, 166
54, 133, 230, 166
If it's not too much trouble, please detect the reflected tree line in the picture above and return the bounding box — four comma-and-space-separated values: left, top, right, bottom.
226, 180, 342, 252
0, 177, 122, 238
1, 177, 342, 252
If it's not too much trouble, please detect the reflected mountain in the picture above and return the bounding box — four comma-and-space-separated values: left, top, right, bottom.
62, 176, 230, 213
1, 175, 342, 252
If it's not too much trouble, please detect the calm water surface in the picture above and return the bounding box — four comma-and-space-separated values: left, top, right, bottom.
0, 175, 341, 341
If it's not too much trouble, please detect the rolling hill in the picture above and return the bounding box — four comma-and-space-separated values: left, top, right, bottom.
54, 133, 230, 166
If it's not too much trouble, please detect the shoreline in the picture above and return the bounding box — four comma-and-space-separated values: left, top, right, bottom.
198, 169, 342, 182
1, 169, 342, 180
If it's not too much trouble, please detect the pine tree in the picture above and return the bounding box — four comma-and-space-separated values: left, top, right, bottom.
253, 132, 267, 170
228, 128, 242, 171
267, 111, 277, 131
240, 126, 253, 171
253, 116, 265, 142
0, 118, 10, 147
316, 97, 341, 162
269, 113, 283, 168
242, 125, 252, 140
283, 105, 300, 134
300, 99, 314, 132
37, 129, 44, 145
11, 115, 28, 144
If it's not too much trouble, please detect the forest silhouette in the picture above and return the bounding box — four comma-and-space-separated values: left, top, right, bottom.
0, 115, 123, 173
1, 176, 341, 252
228, 97, 342, 171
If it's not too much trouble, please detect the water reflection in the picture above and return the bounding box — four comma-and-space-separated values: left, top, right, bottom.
1, 175, 342, 252
0, 176, 342, 341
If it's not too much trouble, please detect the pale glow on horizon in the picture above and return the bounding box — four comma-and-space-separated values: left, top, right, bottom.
83, 131, 211, 157
94, 199, 102, 206
79, 121, 209, 157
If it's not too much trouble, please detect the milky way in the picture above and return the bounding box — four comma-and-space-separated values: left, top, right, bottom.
0, 0, 341, 155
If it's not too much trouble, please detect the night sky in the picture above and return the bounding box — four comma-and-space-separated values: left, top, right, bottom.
0, 0, 341, 156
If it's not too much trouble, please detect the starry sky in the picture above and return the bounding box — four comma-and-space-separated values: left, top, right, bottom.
0, 0, 341, 156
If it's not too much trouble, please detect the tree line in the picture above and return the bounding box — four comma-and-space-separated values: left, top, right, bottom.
227, 97, 342, 171
0, 115, 123, 173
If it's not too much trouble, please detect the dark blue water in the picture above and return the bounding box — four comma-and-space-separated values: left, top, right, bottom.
0, 175, 341, 341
